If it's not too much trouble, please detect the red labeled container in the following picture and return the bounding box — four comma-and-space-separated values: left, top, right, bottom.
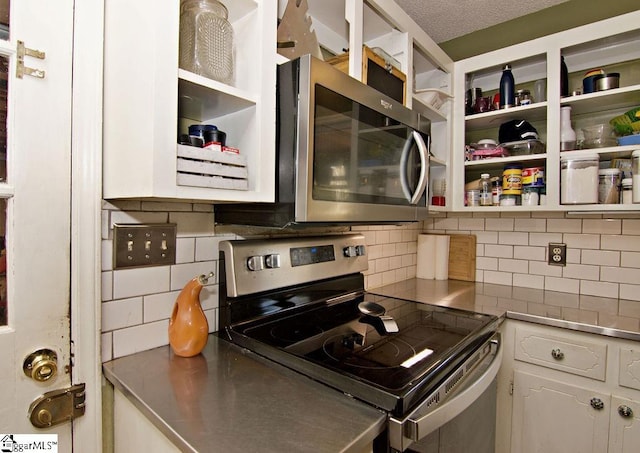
522, 167, 545, 187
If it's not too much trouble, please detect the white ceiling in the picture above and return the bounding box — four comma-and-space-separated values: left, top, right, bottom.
393, 0, 570, 43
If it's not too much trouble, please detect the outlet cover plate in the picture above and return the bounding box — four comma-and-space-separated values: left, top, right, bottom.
548, 242, 567, 266
114, 223, 177, 269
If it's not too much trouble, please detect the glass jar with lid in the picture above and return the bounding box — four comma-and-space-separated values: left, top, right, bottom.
560, 154, 599, 204
179, 0, 235, 85
598, 168, 621, 204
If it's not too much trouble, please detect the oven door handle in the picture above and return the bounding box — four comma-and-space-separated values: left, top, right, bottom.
389, 334, 502, 451
399, 131, 429, 205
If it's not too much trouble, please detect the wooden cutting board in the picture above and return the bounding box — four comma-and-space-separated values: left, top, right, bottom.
448, 234, 477, 282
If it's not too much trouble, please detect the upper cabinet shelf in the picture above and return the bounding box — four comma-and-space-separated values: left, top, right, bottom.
465, 102, 547, 131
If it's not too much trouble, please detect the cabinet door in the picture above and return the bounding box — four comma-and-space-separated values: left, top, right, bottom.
511, 370, 610, 453
609, 395, 640, 453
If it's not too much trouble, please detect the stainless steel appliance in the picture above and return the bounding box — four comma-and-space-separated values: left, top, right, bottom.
214, 55, 431, 228
219, 234, 502, 452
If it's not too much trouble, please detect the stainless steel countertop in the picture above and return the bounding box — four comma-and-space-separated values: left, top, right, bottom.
369, 278, 640, 342
103, 336, 386, 453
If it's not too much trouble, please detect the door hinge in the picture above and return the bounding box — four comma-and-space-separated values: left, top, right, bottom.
28, 383, 86, 428
16, 40, 45, 79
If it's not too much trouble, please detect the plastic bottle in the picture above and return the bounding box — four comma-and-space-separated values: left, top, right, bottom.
560, 106, 577, 151
560, 56, 569, 97
480, 173, 492, 206
499, 64, 515, 109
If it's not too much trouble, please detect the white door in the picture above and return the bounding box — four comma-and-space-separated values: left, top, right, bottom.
0, 0, 74, 450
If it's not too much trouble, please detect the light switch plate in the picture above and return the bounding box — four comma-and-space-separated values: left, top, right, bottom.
113, 223, 177, 269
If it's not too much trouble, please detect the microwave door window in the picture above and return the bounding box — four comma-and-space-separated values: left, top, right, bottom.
312, 86, 423, 206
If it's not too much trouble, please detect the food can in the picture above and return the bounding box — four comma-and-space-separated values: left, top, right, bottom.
522, 167, 545, 187
466, 189, 480, 207
502, 163, 523, 195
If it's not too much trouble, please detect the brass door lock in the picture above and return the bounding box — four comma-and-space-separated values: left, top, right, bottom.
23, 349, 58, 382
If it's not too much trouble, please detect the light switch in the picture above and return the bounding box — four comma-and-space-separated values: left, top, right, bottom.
114, 224, 177, 269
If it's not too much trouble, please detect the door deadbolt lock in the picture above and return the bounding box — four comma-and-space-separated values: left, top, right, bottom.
23, 349, 58, 382
28, 383, 86, 428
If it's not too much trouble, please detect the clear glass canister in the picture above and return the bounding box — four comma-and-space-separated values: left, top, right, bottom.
179, 0, 235, 85
598, 168, 621, 204
560, 154, 599, 204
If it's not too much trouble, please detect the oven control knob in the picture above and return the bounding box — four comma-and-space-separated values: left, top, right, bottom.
343, 246, 357, 258
264, 254, 281, 269
355, 245, 366, 256
247, 255, 265, 271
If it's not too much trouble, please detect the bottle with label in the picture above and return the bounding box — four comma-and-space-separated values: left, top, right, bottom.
499, 64, 515, 109
560, 106, 577, 151
492, 179, 503, 206
480, 173, 492, 206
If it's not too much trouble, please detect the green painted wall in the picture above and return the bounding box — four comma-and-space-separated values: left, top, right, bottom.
440, 0, 639, 61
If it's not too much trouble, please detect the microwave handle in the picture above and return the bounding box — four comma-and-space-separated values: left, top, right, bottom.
400, 131, 430, 204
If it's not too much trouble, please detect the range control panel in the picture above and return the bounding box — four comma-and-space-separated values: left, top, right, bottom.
220, 235, 368, 297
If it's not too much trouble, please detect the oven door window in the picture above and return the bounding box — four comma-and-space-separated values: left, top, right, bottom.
312, 85, 427, 206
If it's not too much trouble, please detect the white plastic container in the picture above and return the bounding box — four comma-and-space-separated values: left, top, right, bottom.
621, 178, 633, 204
598, 168, 621, 204
561, 154, 599, 204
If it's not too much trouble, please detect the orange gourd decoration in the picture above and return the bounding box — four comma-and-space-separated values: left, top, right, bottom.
168, 273, 213, 357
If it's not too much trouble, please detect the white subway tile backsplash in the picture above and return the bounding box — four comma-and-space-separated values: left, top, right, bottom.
619, 298, 640, 316
170, 261, 217, 291
375, 230, 391, 244
484, 244, 513, 259
475, 231, 498, 244
622, 219, 640, 235
512, 273, 544, 289
485, 218, 514, 232
175, 237, 195, 264
601, 234, 640, 252
529, 232, 563, 246
544, 277, 579, 294
578, 294, 619, 313
144, 291, 180, 323
529, 261, 562, 277
102, 240, 113, 271
600, 266, 640, 284
620, 284, 640, 302
564, 233, 600, 249
580, 280, 619, 299
382, 243, 396, 257
582, 250, 620, 266
621, 251, 640, 268
483, 271, 513, 286
514, 218, 546, 232
376, 258, 391, 272
477, 257, 498, 271
498, 232, 529, 245
141, 201, 192, 212
544, 290, 579, 308
563, 263, 600, 281
433, 217, 459, 230
112, 320, 169, 359
102, 297, 143, 332
498, 258, 529, 274
513, 246, 546, 261
459, 218, 485, 231
566, 248, 581, 264
101, 333, 113, 362
582, 219, 622, 235
547, 218, 582, 233
113, 266, 170, 299
102, 271, 113, 301
110, 211, 168, 230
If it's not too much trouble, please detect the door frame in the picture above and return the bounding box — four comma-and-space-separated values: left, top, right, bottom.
70, 0, 103, 450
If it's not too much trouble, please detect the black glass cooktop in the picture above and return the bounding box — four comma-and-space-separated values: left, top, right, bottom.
231, 293, 497, 395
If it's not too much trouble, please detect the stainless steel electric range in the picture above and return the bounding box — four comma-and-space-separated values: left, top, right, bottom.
219, 234, 502, 452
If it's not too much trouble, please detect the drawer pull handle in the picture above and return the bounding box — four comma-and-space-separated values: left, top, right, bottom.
618, 405, 633, 418
590, 398, 605, 410
551, 348, 564, 360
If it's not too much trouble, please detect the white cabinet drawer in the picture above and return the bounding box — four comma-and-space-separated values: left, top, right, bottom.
619, 348, 640, 391
515, 327, 607, 381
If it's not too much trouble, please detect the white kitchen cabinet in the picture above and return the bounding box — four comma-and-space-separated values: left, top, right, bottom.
302, 0, 454, 211
452, 11, 640, 212
511, 370, 610, 453
497, 319, 640, 453
103, 0, 277, 202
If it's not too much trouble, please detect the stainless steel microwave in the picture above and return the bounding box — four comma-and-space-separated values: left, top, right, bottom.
215, 55, 431, 228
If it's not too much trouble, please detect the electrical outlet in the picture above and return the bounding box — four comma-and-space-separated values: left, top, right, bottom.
548, 242, 567, 266
113, 224, 177, 269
